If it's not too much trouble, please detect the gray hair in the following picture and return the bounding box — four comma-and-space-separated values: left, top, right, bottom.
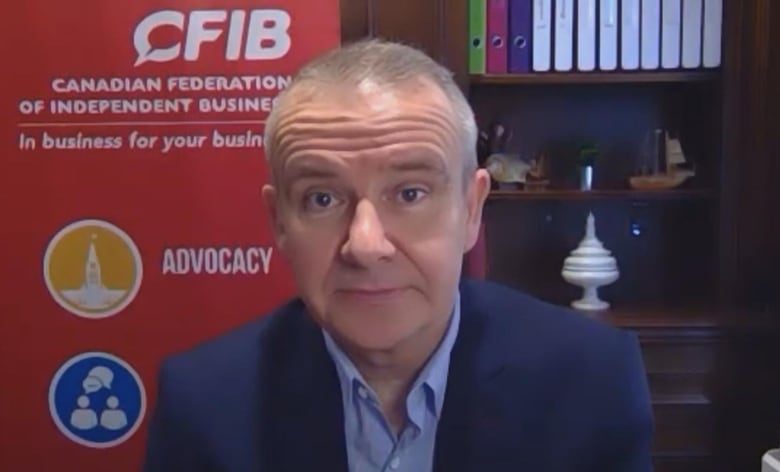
263, 38, 478, 175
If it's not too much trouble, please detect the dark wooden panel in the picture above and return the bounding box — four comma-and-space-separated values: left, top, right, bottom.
765, 0, 780, 312
647, 373, 710, 397
652, 455, 714, 472
652, 401, 713, 453
441, 0, 468, 90
639, 343, 717, 374
717, 0, 744, 305
712, 327, 780, 470
721, 0, 779, 310
339, 0, 369, 42
339, 0, 467, 87
369, 0, 444, 61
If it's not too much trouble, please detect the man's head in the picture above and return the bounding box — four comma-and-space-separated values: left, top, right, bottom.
262, 39, 490, 354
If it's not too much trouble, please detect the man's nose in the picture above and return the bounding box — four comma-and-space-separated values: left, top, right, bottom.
340, 199, 395, 267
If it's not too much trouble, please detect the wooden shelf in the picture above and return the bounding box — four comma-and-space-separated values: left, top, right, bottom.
586, 304, 780, 333
487, 188, 715, 200
470, 71, 720, 85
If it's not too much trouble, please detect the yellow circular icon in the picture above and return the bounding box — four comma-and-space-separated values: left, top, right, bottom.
43, 219, 143, 319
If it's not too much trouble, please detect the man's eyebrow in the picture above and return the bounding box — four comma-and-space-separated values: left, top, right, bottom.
283, 160, 340, 181
386, 155, 447, 174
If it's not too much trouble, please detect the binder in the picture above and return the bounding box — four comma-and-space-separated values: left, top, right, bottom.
486, 0, 509, 73
533, 0, 552, 71
622, 0, 641, 70
508, 0, 532, 72
681, 0, 703, 68
468, 0, 487, 74
661, 0, 681, 68
702, 0, 722, 67
641, 0, 661, 69
577, 0, 597, 71
599, 0, 618, 70
554, 0, 574, 71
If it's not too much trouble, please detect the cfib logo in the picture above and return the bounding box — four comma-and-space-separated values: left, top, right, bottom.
133, 9, 292, 66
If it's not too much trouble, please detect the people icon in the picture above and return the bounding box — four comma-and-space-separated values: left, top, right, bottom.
70, 395, 98, 430
67, 365, 127, 431
49, 351, 144, 448
100, 396, 128, 430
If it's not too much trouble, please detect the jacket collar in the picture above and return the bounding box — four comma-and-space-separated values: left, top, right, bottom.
264, 279, 509, 472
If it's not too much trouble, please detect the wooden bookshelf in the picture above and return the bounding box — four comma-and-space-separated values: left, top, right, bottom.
488, 188, 716, 200
470, 71, 720, 85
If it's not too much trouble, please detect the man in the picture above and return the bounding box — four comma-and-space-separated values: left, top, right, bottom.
143, 39, 653, 471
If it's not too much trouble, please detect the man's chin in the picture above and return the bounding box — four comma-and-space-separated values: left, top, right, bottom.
330, 319, 419, 354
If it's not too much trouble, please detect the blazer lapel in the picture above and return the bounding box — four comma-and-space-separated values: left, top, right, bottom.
434, 281, 505, 472
435, 280, 544, 471
264, 304, 349, 472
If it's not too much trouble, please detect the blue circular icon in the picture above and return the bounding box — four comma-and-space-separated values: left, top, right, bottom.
48, 352, 146, 448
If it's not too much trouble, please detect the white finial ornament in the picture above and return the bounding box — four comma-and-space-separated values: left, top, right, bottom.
561, 212, 619, 311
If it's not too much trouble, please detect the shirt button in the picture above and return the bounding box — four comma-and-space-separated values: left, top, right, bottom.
357, 386, 368, 399
389, 456, 401, 470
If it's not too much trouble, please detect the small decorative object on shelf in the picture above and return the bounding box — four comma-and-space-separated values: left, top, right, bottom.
577, 143, 600, 191
485, 152, 533, 189
481, 119, 547, 190
477, 120, 512, 167
629, 129, 696, 190
561, 212, 620, 311
524, 152, 550, 191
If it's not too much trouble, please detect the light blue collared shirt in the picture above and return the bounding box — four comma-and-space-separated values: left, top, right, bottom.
322, 291, 461, 472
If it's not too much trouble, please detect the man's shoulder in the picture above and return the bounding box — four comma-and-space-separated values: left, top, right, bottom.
157, 298, 306, 391
460, 279, 653, 464
460, 278, 636, 360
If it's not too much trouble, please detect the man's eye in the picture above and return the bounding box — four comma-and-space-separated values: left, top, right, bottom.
304, 191, 337, 210
398, 187, 427, 203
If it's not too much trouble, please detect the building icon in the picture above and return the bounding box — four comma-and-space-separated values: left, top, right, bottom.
43, 219, 142, 319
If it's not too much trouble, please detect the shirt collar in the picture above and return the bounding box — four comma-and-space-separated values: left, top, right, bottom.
321, 289, 461, 418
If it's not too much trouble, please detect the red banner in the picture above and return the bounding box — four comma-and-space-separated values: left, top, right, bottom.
0, 1, 339, 469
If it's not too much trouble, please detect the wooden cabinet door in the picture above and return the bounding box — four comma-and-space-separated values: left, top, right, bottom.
339, 0, 468, 88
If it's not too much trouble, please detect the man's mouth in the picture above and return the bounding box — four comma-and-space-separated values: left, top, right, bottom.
336, 286, 407, 301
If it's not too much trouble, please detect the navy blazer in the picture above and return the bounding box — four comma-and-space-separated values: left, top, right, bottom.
143, 279, 654, 472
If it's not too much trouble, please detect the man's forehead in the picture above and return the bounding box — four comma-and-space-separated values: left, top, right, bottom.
266, 78, 461, 182
280, 77, 451, 117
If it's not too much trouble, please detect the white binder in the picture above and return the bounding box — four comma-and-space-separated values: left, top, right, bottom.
702, 0, 722, 67
533, 0, 552, 71
577, 0, 597, 70
682, 0, 703, 68
599, 0, 618, 70
661, 0, 681, 68
622, 0, 641, 70
555, 0, 574, 70
641, 0, 661, 69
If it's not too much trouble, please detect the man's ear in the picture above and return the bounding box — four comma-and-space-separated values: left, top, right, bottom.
463, 168, 491, 252
261, 184, 287, 251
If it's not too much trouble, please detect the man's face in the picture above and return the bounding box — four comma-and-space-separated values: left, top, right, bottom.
262, 79, 489, 353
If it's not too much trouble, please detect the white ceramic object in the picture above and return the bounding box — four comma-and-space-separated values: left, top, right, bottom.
562, 212, 619, 311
